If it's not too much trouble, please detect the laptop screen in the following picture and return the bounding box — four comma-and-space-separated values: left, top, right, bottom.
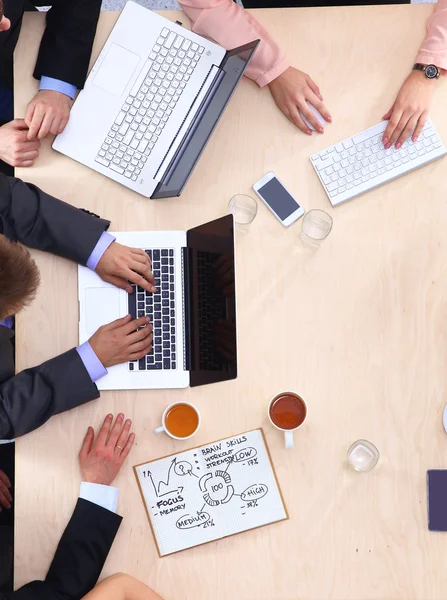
151, 40, 259, 199
186, 214, 237, 387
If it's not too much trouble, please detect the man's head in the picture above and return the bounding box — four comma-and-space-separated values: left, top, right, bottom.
0, 236, 40, 320
0, 2, 11, 33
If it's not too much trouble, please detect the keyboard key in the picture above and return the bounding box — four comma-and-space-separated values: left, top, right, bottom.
110, 164, 124, 175
174, 35, 184, 49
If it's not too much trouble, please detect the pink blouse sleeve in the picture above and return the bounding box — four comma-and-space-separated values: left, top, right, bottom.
177, 0, 289, 87
415, 0, 447, 72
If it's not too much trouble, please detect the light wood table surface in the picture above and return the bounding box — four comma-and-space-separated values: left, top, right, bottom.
13, 5, 447, 599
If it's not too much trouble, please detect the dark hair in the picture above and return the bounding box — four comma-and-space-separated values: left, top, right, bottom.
0, 2, 3, 20
0, 236, 40, 319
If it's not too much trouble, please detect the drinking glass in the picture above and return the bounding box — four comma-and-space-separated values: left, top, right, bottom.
347, 440, 379, 472
228, 194, 258, 232
301, 209, 333, 247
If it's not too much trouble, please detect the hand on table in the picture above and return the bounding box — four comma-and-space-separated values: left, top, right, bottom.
382, 70, 435, 149
0, 119, 40, 167
89, 315, 153, 367
25, 90, 72, 140
0, 469, 12, 511
79, 413, 135, 485
96, 242, 156, 294
268, 66, 331, 135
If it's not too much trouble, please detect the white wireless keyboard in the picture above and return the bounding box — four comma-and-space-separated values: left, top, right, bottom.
310, 119, 447, 206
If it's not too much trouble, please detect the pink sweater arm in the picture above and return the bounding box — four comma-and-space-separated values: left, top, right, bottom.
177, 0, 289, 87
415, 0, 447, 72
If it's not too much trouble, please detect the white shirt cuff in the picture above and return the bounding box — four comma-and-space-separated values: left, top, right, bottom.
79, 482, 119, 513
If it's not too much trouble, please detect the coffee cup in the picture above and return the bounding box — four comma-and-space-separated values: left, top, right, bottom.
155, 402, 201, 440
268, 391, 307, 449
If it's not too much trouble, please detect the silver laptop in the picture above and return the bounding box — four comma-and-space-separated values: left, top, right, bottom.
78, 215, 237, 390
53, 1, 258, 198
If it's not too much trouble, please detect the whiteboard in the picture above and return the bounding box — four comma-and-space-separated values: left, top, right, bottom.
134, 429, 288, 556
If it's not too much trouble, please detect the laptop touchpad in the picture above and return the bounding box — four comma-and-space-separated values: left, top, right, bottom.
85, 287, 121, 335
93, 43, 140, 97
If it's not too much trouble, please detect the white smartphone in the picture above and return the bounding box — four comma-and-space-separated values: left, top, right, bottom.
252, 172, 305, 227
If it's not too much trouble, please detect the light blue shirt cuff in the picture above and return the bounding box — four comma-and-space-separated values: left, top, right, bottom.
79, 482, 119, 513
76, 341, 107, 383
39, 76, 77, 100
86, 232, 116, 271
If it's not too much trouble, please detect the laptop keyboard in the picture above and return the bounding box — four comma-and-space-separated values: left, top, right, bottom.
95, 28, 205, 181
128, 248, 176, 371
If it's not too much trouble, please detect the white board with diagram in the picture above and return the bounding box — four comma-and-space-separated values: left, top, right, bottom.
134, 428, 288, 556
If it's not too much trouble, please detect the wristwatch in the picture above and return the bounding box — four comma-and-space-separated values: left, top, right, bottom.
413, 63, 440, 79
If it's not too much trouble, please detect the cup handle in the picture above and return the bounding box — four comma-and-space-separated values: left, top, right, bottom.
284, 430, 293, 449
154, 425, 165, 434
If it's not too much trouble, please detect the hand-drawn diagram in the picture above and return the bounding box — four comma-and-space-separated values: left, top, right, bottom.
134, 429, 288, 556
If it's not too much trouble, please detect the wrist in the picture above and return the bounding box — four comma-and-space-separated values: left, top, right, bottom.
412, 63, 440, 81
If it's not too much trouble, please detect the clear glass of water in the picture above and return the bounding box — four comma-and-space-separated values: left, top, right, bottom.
347, 440, 380, 472
301, 209, 333, 247
228, 194, 258, 233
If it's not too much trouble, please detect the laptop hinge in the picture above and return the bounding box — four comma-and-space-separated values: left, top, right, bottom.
154, 65, 223, 183
181, 246, 192, 372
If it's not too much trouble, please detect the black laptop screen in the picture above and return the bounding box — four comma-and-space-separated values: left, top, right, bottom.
186, 214, 237, 387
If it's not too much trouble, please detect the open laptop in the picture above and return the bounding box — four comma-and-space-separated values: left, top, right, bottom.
78, 215, 237, 390
53, 1, 259, 198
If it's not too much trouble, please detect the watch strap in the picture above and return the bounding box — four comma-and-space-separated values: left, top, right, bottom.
413, 63, 426, 73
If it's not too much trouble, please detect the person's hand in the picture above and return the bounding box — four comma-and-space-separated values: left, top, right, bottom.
382, 70, 436, 149
89, 314, 153, 368
268, 66, 332, 135
96, 242, 156, 294
79, 413, 135, 486
0, 469, 12, 511
25, 90, 72, 140
0, 119, 41, 167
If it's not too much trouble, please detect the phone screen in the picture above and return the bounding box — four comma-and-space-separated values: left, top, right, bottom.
257, 177, 300, 221
427, 470, 447, 531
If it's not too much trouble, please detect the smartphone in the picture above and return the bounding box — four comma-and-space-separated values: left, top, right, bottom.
427, 470, 447, 531
252, 172, 304, 227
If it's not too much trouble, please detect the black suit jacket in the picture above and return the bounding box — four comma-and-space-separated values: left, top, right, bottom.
0, 498, 122, 600
0, 0, 101, 89
0, 174, 111, 440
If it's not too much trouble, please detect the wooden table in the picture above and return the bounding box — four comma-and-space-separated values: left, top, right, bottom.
14, 5, 447, 599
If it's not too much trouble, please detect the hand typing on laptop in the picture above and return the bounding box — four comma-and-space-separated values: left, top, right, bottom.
89, 315, 153, 369
96, 241, 156, 294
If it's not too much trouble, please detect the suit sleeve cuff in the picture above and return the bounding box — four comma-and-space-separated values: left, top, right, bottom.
86, 232, 116, 271
76, 341, 107, 383
79, 483, 119, 513
39, 76, 77, 100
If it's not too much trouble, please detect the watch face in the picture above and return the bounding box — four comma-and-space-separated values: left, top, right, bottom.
425, 64, 438, 79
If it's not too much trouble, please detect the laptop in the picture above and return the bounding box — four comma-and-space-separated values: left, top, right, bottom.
78, 215, 237, 390
53, 1, 259, 199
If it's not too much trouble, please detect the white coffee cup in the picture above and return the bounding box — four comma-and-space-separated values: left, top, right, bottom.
154, 402, 201, 440
268, 391, 308, 449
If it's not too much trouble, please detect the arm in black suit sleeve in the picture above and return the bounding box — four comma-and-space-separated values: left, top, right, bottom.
33, 0, 102, 90
1, 499, 122, 600
0, 174, 110, 266
0, 349, 100, 440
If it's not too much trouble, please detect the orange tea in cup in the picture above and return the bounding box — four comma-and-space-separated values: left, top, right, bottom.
269, 392, 307, 430
165, 403, 200, 439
